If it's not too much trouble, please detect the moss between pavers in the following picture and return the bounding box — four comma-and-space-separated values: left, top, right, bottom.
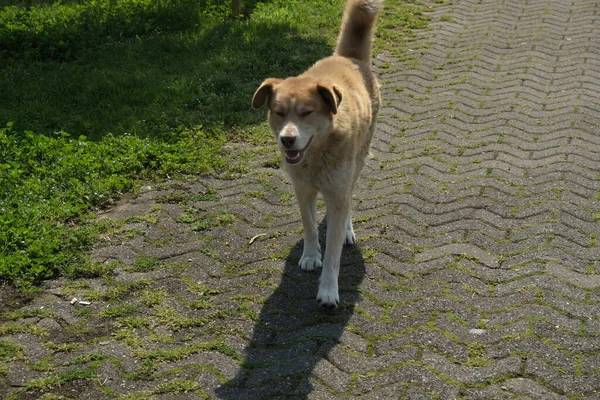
1, 309, 56, 321
21, 364, 99, 393
0, 339, 24, 368
0, 323, 48, 337
114, 375, 211, 399
154, 191, 190, 204
126, 213, 159, 225
80, 280, 154, 302
154, 377, 205, 395
29, 356, 54, 373
464, 343, 492, 367
129, 255, 160, 272
133, 339, 240, 365
115, 316, 151, 330
139, 289, 168, 308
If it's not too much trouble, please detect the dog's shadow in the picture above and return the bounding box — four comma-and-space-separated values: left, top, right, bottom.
216, 220, 366, 398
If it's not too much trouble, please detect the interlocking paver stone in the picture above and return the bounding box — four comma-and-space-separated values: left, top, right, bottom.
1, 0, 599, 398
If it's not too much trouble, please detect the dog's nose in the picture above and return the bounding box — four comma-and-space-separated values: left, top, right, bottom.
280, 135, 296, 149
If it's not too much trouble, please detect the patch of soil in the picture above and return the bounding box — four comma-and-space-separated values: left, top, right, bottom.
0, 281, 33, 314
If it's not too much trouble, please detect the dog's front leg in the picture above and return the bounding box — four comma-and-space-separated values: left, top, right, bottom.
295, 185, 322, 271
345, 214, 356, 245
317, 193, 350, 307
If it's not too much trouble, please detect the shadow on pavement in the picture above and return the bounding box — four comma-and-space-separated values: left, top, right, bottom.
216, 220, 366, 399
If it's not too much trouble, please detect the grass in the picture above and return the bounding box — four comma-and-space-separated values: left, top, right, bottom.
133, 339, 240, 363
0, 0, 339, 139
0, 0, 430, 289
0, 339, 24, 363
23, 366, 99, 392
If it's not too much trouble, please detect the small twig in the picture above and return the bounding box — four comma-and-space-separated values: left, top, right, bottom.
249, 233, 267, 245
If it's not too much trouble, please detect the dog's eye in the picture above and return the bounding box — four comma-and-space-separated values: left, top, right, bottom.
301, 110, 313, 117
274, 111, 285, 117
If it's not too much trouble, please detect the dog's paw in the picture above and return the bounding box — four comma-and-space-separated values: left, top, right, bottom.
299, 253, 322, 271
316, 280, 339, 308
345, 227, 356, 245
345, 231, 356, 245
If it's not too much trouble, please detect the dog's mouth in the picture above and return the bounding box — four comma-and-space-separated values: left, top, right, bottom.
284, 136, 313, 165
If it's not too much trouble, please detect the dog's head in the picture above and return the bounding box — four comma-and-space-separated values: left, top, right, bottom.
252, 77, 342, 165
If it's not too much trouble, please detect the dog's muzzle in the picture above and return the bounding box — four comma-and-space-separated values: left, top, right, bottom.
284, 136, 313, 165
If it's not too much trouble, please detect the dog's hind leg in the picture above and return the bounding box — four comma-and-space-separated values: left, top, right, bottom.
317, 192, 350, 307
295, 185, 322, 271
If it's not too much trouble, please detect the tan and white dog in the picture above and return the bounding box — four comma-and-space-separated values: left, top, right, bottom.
252, 0, 382, 307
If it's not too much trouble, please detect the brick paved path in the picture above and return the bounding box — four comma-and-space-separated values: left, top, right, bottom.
1, 0, 599, 399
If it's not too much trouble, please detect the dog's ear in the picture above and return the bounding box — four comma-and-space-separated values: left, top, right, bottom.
317, 84, 342, 115
252, 78, 282, 110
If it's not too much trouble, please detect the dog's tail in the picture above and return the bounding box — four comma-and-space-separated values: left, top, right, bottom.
334, 0, 383, 65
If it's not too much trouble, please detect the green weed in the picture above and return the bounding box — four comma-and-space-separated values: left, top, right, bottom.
0, 124, 223, 288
